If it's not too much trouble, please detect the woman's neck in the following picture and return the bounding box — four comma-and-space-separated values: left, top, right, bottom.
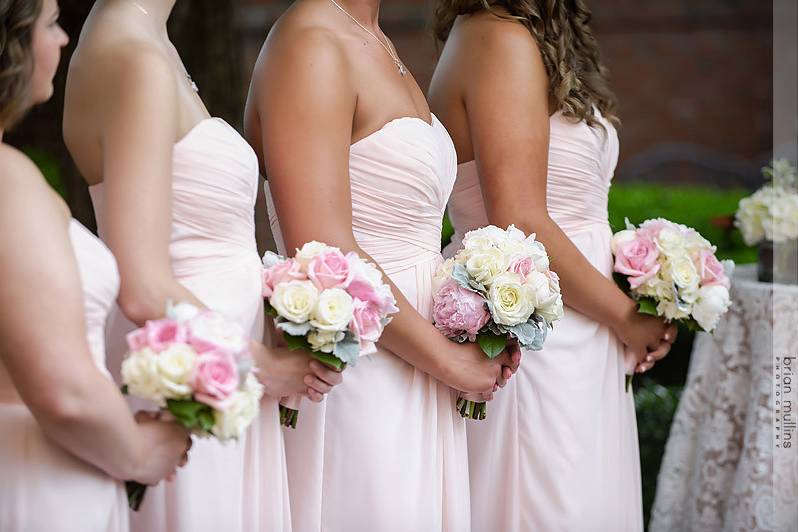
102, 0, 175, 31
334, 0, 381, 30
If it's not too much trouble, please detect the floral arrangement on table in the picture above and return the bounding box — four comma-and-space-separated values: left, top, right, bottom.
735, 158, 798, 283
262, 241, 398, 428
432, 224, 564, 420
121, 302, 263, 510
612, 218, 734, 389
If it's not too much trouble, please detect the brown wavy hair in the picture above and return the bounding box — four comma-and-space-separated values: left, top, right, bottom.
0, 0, 42, 129
433, 0, 619, 129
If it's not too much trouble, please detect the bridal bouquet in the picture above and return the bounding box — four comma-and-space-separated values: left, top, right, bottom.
121, 302, 263, 510
432, 225, 563, 420
262, 241, 398, 428
612, 218, 734, 390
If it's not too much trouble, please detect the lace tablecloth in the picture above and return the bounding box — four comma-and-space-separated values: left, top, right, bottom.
650, 264, 798, 532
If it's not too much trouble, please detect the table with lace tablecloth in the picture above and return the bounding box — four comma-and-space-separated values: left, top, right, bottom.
650, 264, 798, 532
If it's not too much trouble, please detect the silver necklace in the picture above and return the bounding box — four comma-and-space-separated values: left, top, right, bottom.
128, 1, 199, 92
328, 0, 407, 76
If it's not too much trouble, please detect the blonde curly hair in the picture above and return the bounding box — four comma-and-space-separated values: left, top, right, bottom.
0, 0, 42, 129
433, 0, 619, 130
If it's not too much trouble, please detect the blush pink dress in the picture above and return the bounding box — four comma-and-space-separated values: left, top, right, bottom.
265, 115, 470, 532
443, 110, 644, 532
0, 220, 127, 532
90, 118, 290, 532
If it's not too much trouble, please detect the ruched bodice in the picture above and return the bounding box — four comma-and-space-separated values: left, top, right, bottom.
268, 115, 457, 308
0, 220, 119, 403
447, 109, 619, 251
91, 118, 262, 279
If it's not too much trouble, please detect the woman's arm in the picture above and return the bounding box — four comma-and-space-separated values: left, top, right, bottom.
0, 151, 188, 484
248, 26, 506, 394
442, 19, 674, 363
93, 48, 204, 325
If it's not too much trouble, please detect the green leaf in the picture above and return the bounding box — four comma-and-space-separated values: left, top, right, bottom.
277, 320, 312, 337
283, 333, 311, 351
197, 409, 216, 432
120, 384, 129, 395
680, 317, 704, 333
476, 331, 507, 359
637, 297, 659, 316
166, 399, 211, 431
613, 272, 631, 294
312, 352, 346, 371
332, 334, 360, 366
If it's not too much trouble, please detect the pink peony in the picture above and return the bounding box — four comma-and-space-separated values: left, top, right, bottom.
432, 280, 490, 342
307, 251, 353, 290
508, 256, 534, 278
614, 234, 661, 290
349, 299, 383, 347
263, 259, 305, 298
696, 249, 729, 288
191, 349, 240, 410
144, 319, 187, 353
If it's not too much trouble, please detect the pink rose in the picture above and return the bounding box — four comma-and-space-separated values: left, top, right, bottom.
263, 259, 305, 297
350, 299, 383, 347
126, 328, 149, 351
144, 319, 187, 353
432, 280, 490, 342
638, 218, 673, 240
192, 349, 240, 410
307, 251, 353, 290
696, 249, 729, 288
614, 234, 661, 290
508, 256, 534, 278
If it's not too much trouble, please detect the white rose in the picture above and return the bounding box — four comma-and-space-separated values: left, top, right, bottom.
692, 284, 731, 332
433, 258, 456, 293
488, 272, 535, 326
212, 374, 263, 441
121, 349, 164, 405
464, 247, 508, 287
684, 229, 712, 255
308, 329, 345, 353
271, 280, 319, 323
166, 301, 201, 323
156, 343, 197, 399
656, 227, 686, 256
537, 294, 564, 324
463, 225, 506, 250
295, 241, 337, 267
526, 240, 550, 272
188, 312, 248, 354
611, 229, 637, 254
668, 254, 700, 290
310, 288, 354, 332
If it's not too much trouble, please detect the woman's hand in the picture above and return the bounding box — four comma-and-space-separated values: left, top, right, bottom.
634, 323, 678, 374
440, 341, 515, 395
130, 413, 192, 486
252, 342, 343, 402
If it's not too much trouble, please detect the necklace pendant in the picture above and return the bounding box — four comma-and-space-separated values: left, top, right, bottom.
396, 61, 407, 76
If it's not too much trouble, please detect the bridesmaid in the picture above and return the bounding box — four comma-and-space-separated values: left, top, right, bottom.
0, 1, 190, 531
244, 0, 519, 530
428, 2, 677, 531
62, 1, 341, 531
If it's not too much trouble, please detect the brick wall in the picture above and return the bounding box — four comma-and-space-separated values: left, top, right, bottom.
236, 0, 773, 187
